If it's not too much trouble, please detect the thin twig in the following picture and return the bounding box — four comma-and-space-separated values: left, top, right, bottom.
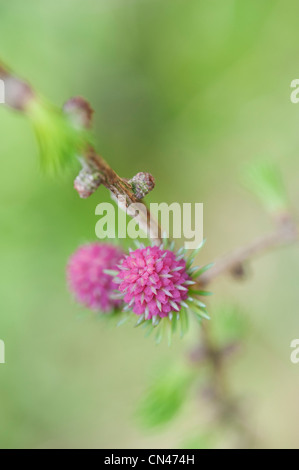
198, 217, 298, 286
85, 148, 162, 242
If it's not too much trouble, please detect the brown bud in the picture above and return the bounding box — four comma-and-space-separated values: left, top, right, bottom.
129, 172, 155, 200
74, 163, 102, 198
230, 263, 246, 280
0, 73, 35, 111
63, 96, 94, 129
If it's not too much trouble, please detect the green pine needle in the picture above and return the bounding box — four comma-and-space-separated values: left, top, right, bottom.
137, 365, 196, 428
27, 98, 93, 174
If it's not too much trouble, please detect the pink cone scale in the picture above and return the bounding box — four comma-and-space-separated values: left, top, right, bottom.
117, 245, 191, 320
67, 243, 124, 312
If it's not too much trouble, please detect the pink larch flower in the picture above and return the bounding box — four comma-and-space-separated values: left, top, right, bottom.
117, 245, 193, 320
67, 243, 124, 312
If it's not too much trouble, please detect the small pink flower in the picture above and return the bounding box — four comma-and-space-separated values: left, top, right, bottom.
67, 243, 124, 312
117, 246, 192, 319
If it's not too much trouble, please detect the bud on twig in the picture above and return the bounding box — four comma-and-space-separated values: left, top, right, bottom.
229, 262, 247, 280
0, 66, 35, 111
74, 160, 102, 198
128, 172, 155, 200
63, 96, 94, 129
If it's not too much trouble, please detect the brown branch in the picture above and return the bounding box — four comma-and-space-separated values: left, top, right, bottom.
198, 216, 298, 286
86, 149, 162, 242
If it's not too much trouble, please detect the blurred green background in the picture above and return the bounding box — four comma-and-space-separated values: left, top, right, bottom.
1, 0, 299, 449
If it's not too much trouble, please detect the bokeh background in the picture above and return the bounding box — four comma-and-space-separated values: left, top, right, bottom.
1, 0, 299, 449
